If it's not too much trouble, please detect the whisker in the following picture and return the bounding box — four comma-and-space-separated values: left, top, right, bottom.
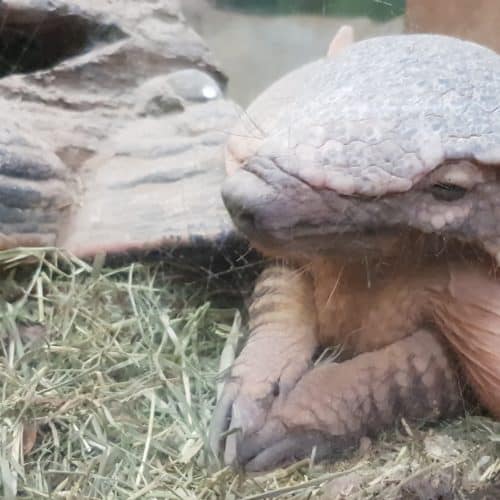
325, 264, 344, 307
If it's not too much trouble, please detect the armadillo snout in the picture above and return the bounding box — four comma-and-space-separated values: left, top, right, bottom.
221, 169, 270, 238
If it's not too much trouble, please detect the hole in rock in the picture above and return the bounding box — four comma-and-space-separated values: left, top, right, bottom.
0, 4, 125, 77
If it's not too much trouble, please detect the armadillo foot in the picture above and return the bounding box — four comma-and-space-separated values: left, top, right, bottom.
233, 330, 461, 472
209, 265, 319, 465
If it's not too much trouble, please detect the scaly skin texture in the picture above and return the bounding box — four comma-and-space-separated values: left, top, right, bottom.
209, 266, 319, 465
210, 32, 500, 471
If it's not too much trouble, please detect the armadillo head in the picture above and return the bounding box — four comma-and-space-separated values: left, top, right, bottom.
222, 31, 500, 263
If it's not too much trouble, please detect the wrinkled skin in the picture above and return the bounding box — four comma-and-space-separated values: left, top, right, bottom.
209, 32, 500, 471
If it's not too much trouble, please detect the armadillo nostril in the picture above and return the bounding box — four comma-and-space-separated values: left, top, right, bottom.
221, 170, 260, 230
221, 180, 258, 233
236, 210, 257, 231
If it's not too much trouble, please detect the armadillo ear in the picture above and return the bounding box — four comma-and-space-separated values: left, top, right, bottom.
327, 25, 354, 58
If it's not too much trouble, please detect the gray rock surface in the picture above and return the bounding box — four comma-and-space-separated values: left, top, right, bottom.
0, 0, 241, 255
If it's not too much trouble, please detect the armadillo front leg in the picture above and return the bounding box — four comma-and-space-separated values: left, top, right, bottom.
235, 330, 461, 471
210, 264, 320, 465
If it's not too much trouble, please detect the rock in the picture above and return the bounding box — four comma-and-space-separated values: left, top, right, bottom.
0, 0, 241, 256
134, 69, 223, 116
60, 99, 240, 256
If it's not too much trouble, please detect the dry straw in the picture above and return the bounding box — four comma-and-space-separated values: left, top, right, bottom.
0, 248, 498, 499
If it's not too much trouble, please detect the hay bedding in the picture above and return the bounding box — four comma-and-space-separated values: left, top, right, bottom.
0, 249, 498, 499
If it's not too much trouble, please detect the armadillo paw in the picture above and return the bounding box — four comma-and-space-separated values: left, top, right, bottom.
236, 418, 335, 472
209, 378, 275, 466
209, 357, 314, 467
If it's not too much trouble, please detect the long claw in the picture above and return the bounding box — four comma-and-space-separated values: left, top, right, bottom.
236, 418, 285, 466
208, 383, 238, 457
243, 429, 338, 472
209, 382, 272, 465
223, 392, 268, 465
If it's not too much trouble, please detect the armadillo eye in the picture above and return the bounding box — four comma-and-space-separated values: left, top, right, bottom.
429, 183, 468, 202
